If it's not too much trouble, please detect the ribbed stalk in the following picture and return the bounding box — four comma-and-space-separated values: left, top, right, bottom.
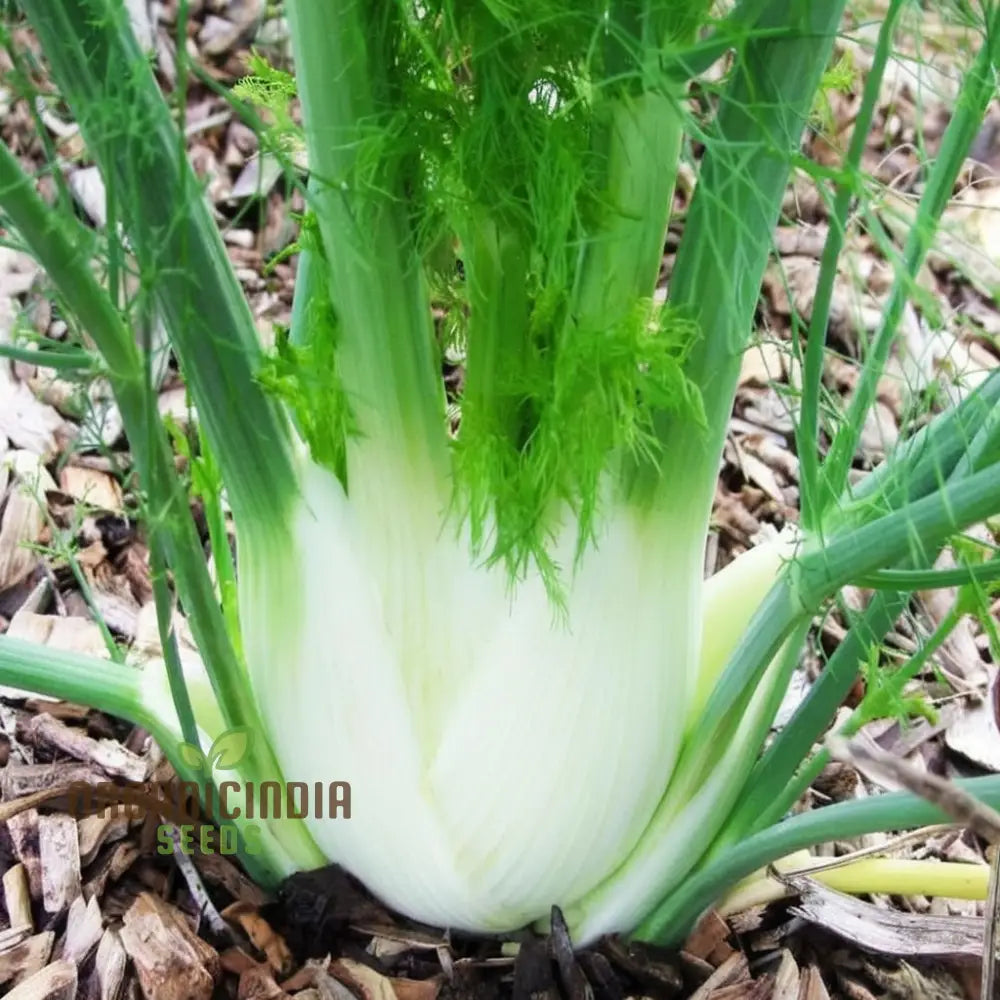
285, 0, 449, 498
18, 0, 298, 532
640, 773, 1000, 943
642, 0, 847, 523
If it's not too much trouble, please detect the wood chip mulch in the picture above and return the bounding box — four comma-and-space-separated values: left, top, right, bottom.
2, 1, 1000, 998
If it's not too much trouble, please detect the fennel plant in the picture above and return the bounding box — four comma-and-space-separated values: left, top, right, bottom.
1, 0, 1000, 946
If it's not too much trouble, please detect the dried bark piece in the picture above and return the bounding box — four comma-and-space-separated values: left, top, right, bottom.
797, 966, 831, 1000
0, 927, 33, 952
599, 938, 684, 996
192, 851, 268, 908
82, 841, 141, 901
772, 951, 799, 1000
789, 879, 985, 960
57, 466, 123, 512
78, 806, 135, 866
0, 381, 67, 458
5, 959, 77, 1000
223, 902, 294, 977
0, 932, 54, 988
688, 954, 751, 1000
0, 452, 56, 589
94, 928, 128, 1000
23, 713, 148, 782
119, 892, 220, 1000
549, 907, 594, 1000
7, 809, 42, 900
707, 977, 773, 1000
238, 963, 293, 1000
221, 947, 261, 976
946, 670, 1000, 772
5, 612, 111, 661
391, 978, 443, 1000
38, 813, 81, 914
3, 862, 34, 929
289, 961, 357, 1000
510, 937, 558, 1000
683, 910, 734, 964
57, 894, 102, 964
1, 761, 104, 802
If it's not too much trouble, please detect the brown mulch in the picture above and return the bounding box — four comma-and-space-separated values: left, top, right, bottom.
2, 1, 1000, 997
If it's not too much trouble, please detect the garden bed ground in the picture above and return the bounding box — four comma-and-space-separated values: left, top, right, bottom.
1, 1, 1000, 997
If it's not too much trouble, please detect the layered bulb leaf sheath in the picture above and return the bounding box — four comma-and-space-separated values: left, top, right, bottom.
239, 451, 792, 941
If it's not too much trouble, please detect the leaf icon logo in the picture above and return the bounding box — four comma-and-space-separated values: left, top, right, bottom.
207, 727, 254, 771
178, 742, 207, 771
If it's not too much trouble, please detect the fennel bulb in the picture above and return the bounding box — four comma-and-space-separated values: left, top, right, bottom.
8, 0, 1000, 954
239, 451, 791, 938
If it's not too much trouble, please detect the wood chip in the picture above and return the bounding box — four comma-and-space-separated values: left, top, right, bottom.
94, 929, 128, 1000
78, 807, 135, 866
3, 863, 34, 930
7, 809, 42, 899
239, 963, 294, 1000
120, 892, 220, 1000
57, 893, 102, 964
38, 813, 81, 914
5, 612, 111, 661
56, 466, 123, 512
684, 910, 734, 963
772, 950, 799, 1000
0, 381, 67, 458
789, 878, 985, 959
23, 713, 148, 782
689, 953, 751, 1000
192, 851, 268, 908
1, 761, 104, 805
0, 933, 55, 989
0, 452, 56, 590
946, 670, 1000, 771
223, 901, 294, 977
5, 959, 77, 1000
797, 965, 831, 1000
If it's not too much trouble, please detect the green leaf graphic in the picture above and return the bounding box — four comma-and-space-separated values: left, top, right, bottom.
208, 727, 254, 771
178, 741, 206, 771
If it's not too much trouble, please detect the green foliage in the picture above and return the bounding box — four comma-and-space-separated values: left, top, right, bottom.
232, 50, 301, 154
855, 643, 939, 730
257, 219, 354, 484
811, 49, 858, 132
283, 0, 713, 587
453, 300, 705, 596
952, 534, 1000, 658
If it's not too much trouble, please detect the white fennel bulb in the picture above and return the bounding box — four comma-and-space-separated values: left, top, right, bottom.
239, 452, 792, 940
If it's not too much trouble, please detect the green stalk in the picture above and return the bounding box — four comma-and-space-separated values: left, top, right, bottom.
570, 90, 686, 338
635, 0, 847, 556
0, 95, 317, 880
285, 0, 448, 494
0, 343, 96, 371
820, 2, 1000, 505
645, 460, 1000, 909
795, 463, 1000, 608
797, 0, 906, 526
831, 368, 1000, 529
753, 596, 960, 840
861, 560, 1000, 590
0, 142, 246, 756
18, 0, 298, 531
718, 589, 909, 846
0, 637, 150, 729
638, 774, 1000, 944
459, 211, 532, 462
